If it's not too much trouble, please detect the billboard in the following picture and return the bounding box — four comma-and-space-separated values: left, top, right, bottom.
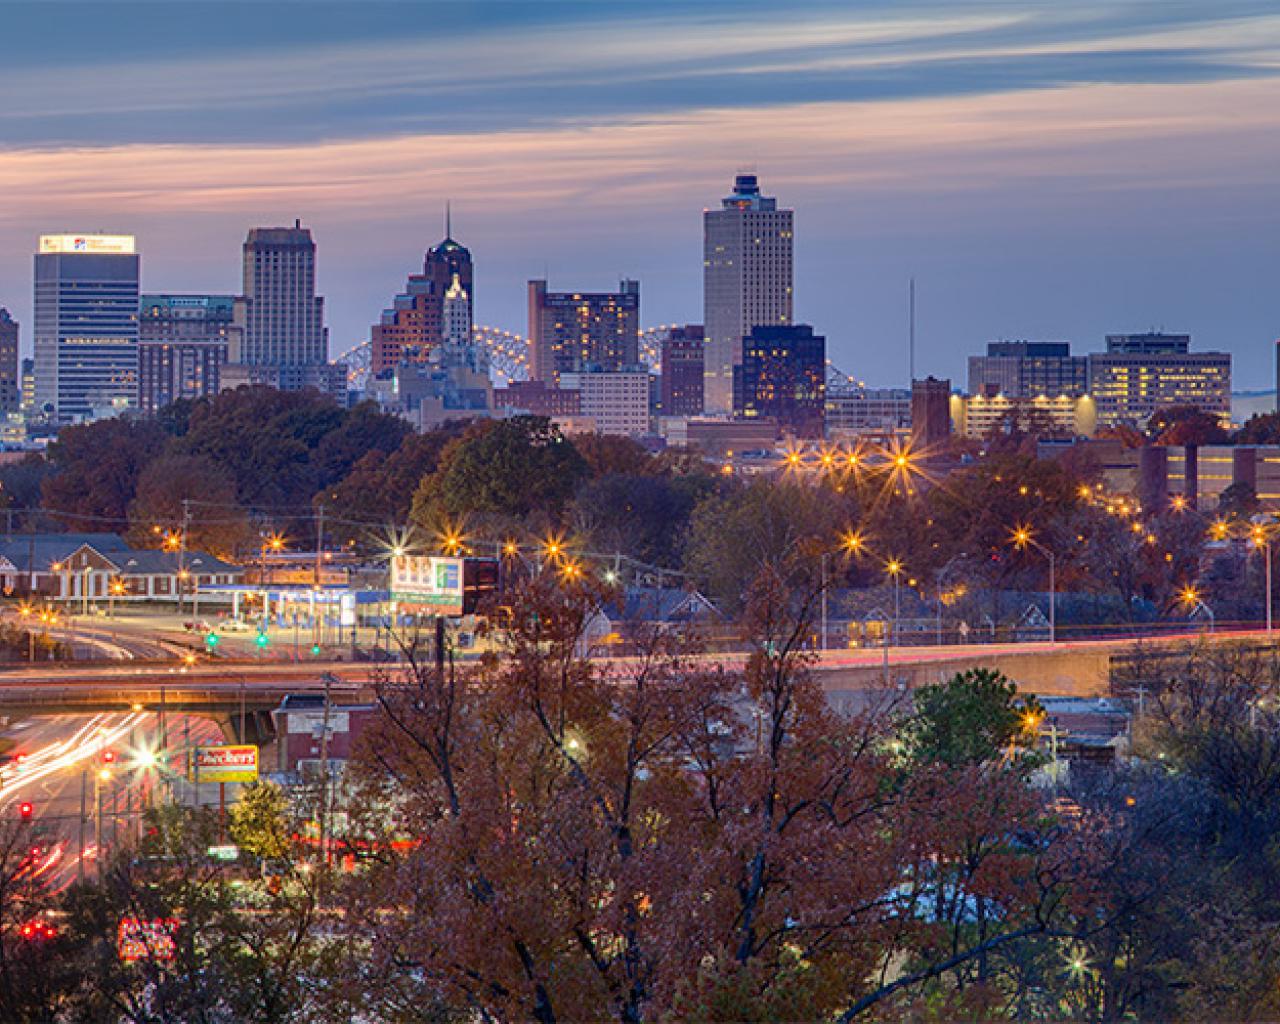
190, 745, 259, 784
39, 234, 136, 255
118, 917, 179, 962
391, 555, 464, 615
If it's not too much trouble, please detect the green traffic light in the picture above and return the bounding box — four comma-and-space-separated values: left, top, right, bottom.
205, 632, 220, 648
255, 633, 269, 648
310, 644, 322, 656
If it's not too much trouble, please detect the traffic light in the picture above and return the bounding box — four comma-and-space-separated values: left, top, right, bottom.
102, 750, 117, 765
18, 801, 33, 821
310, 643, 321, 657
255, 632, 270, 649
205, 631, 220, 650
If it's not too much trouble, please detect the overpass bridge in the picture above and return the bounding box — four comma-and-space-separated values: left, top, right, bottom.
0, 630, 1273, 741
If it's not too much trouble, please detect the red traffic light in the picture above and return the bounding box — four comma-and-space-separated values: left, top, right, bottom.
102, 750, 117, 764
18, 801, 33, 820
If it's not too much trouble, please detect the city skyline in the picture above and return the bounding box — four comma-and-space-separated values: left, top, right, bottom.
0, 2, 1278, 388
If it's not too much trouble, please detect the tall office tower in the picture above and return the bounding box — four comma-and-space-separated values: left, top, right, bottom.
732, 324, 825, 439
137, 295, 236, 414
528, 279, 639, 385
659, 324, 705, 417
967, 341, 1088, 398
371, 217, 474, 374
0, 308, 18, 414
910, 376, 952, 450
227, 221, 343, 397
33, 234, 140, 423
1088, 332, 1231, 428
703, 173, 793, 414
443, 273, 472, 347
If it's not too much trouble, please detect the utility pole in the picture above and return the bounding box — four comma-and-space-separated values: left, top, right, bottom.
908, 276, 916, 383
314, 505, 325, 650
178, 498, 191, 616
317, 673, 334, 878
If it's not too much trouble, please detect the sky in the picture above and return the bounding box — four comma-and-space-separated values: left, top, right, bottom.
1, 0, 1278, 389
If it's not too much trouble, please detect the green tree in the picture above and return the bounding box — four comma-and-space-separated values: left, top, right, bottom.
411, 416, 588, 529
230, 781, 293, 862
903, 668, 1045, 767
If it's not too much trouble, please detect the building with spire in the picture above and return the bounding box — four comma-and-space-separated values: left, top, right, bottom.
703, 173, 794, 414
371, 208, 474, 374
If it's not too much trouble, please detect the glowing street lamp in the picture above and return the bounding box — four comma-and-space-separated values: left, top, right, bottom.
1011, 524, 1056, 644
885, 559, 904, 642
1178, 585, 1215, 633
1251, 523, 1274, 636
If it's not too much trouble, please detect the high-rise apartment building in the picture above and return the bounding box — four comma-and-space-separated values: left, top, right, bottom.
560, 369, 652, 438
33, 234, 140, 423
703, 173, 793, 414
967, 341, 1088, 398
138, 295, 236, 413
528, 279, 639, 385
227, 221, 343, 398
1088, 332, 1230, 428
371, 221, 474, 373
733, 324, 825, 439
659, 325, 705, 417
0, 308, 18, 414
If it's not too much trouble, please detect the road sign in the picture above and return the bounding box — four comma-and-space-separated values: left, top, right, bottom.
190, 745, 258, 784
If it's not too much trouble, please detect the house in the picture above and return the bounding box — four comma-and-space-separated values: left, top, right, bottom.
0, 533, 242, 604
580, 586, 722, 654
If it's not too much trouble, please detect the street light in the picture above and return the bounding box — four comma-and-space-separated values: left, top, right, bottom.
1179, 585, 1215, 633
1011, 525, 1056, 644
885, 559, 903, 645
1250, 523, 1273, 637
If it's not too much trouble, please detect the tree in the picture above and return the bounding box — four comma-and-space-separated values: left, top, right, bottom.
570, 473, 699, 568
1235, 411, 1280, 445
340, 568, 1097, 1022
40, 417, 168, 524
0, 454, 55, 526
903, 668, 1045, 767
1147, 404, 1228, 446
311, 401, 412, 491
230, 781, 293, 863
411, 416, 589, 530
126, 453, 249, 558
572, 434, 657, 478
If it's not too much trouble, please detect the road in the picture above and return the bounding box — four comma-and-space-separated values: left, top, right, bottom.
1, 711, 227, 890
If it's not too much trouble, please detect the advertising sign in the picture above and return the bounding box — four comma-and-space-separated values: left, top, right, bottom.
390, 555, 464, 615
39, 234, 137, 255
118, 917, 179, 962
190, 745, 259, 784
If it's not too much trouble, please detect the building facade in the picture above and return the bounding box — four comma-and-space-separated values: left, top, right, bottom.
950, 391, 1097, 439
560, 369, 651, 438
703, 174, 794, 414
0, 308, 18, 414
228, 222, 342, 398
910, 377, 951, 450
371, 226, 474, 374
825, 386, 912, 435
1088, 332, 1231, 428
527, 279, 639, 385
34, 234, 140, 423
138, 294, 236, 413
659, 325, 705, 417
967, 341, 1088, 399
733, 324, 824, 439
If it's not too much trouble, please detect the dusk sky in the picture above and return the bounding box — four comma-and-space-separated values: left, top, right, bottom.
2, 0, 1279, 388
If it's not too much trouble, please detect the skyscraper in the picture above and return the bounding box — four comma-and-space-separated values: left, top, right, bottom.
0, 308, 18, 414
227, 221, 343, 397
371, 215, 474, 374
138, 295, 237, 413
33, 234, 140, 423
703, 173, 793, 414
528, 279, 639, 385
733, 324, 825, 439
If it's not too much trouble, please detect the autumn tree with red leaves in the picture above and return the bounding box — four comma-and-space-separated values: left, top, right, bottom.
338, 557, 1100, 1022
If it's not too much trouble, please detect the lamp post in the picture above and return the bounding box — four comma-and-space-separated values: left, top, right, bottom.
1251, 524, 1273, 637
885, 559, 903, 646
1011, 526, 1056, 644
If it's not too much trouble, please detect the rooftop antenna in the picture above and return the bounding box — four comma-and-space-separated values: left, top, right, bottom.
445, 201, 451, 239
909, 277, 916, 383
